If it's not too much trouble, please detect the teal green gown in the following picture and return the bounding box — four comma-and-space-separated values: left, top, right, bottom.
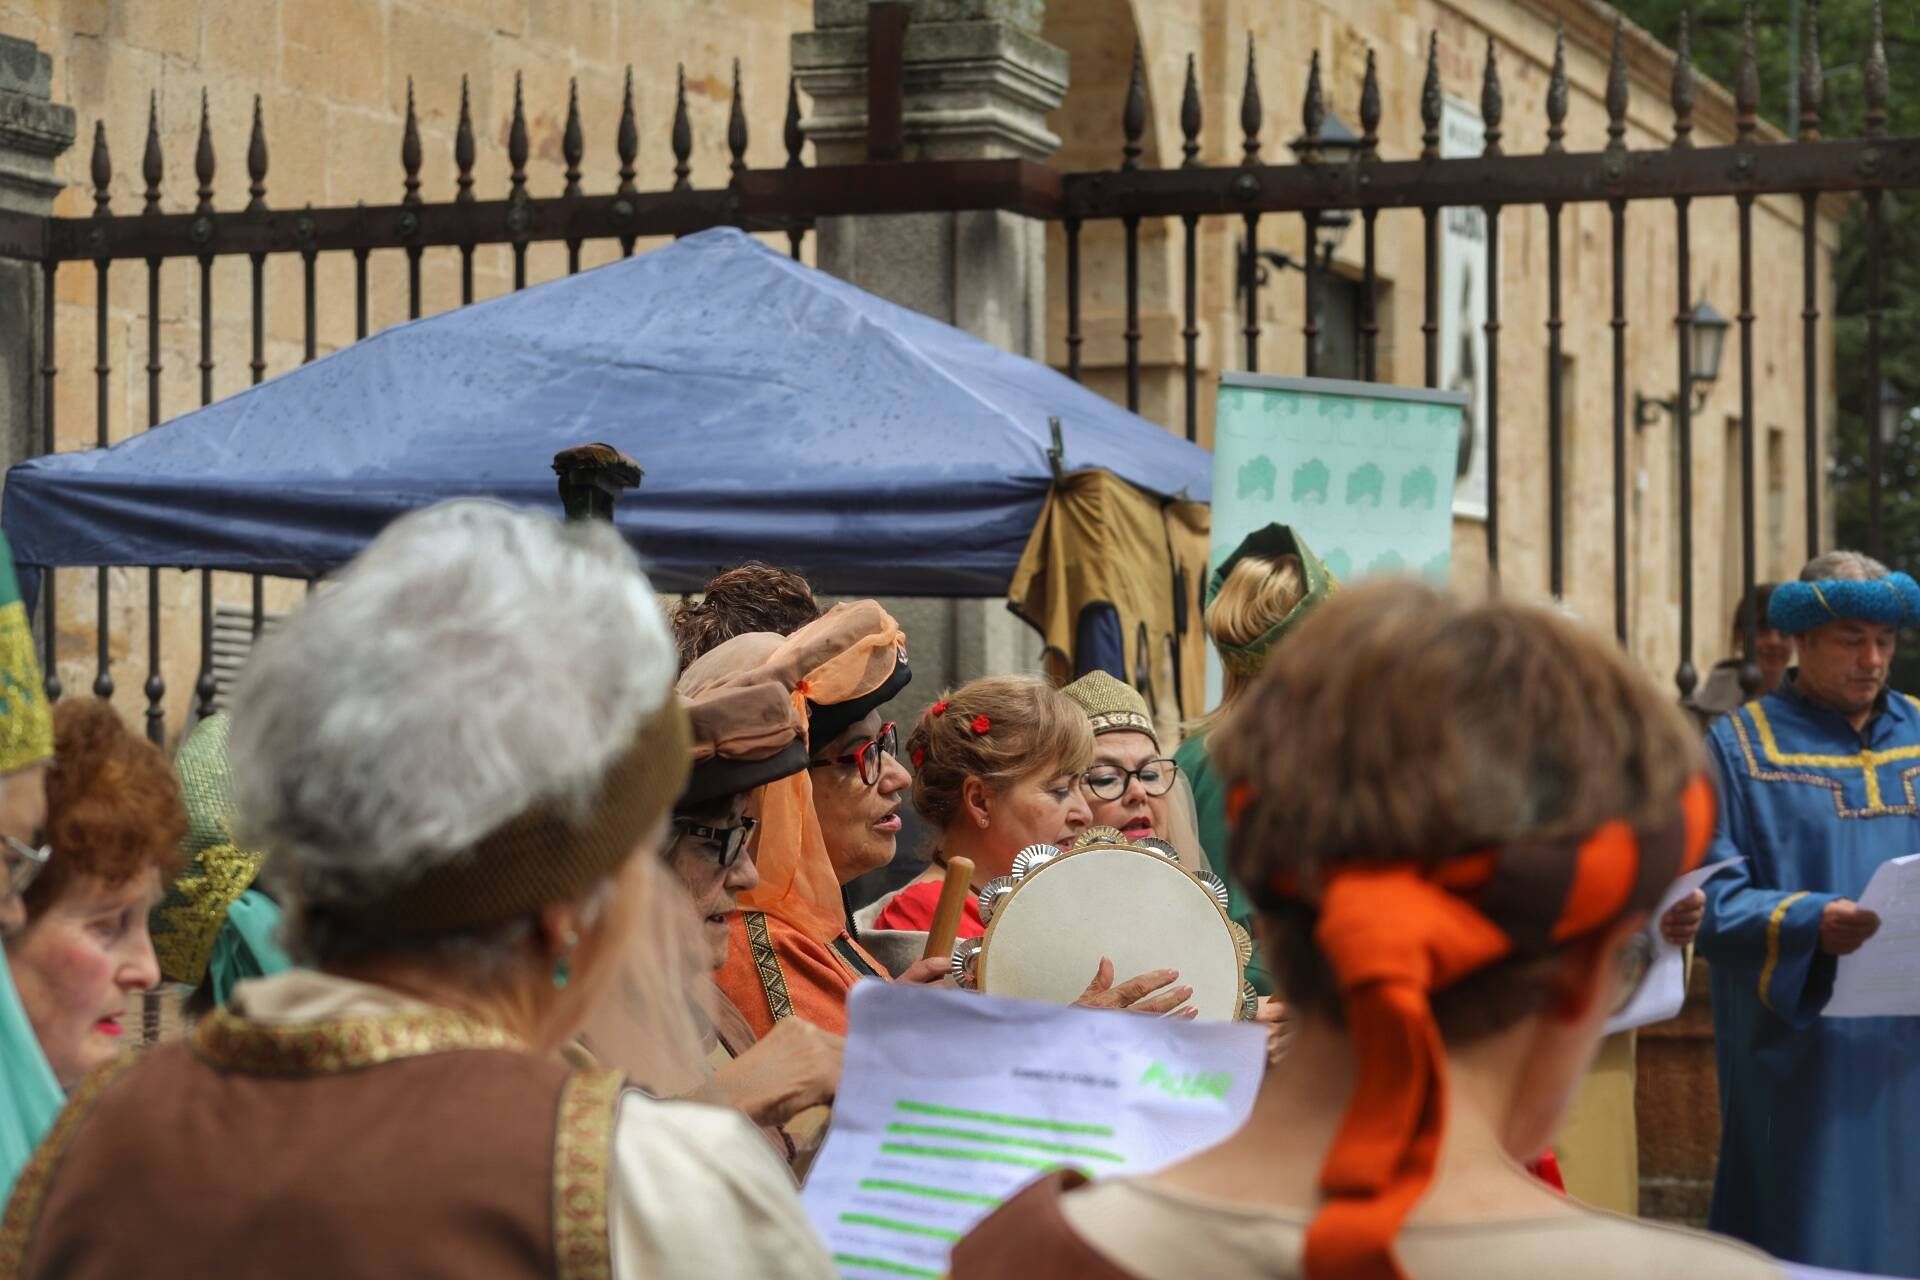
0, 944, 61, 1204
1174, 731, 1272, 996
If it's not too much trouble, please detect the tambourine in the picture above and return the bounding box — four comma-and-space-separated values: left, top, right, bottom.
951, 826, 1257, 1021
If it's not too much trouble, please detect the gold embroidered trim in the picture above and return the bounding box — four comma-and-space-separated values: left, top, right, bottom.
1086, 710, 1155, 735
191, 1005, 524, 1076
151, 842, 265, 987
551, 1069, 623, 1280
1730, 704, 1920, 819
0, 600, 51, 777
0, 1052, 140, 1278
745, 910, 796, 1024
1758, 891, 1812, 1013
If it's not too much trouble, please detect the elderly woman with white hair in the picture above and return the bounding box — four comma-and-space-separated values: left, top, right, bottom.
0, 501, 835, 1280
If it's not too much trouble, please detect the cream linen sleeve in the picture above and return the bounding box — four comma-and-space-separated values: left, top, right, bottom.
609, 1091, 837, 1280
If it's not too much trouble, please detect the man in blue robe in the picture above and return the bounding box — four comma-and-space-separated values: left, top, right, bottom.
1700, 549, 1920, 1275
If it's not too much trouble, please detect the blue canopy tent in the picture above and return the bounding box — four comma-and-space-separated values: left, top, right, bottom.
2, 227, 1208, 598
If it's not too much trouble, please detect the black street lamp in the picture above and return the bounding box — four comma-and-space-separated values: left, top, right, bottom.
1636, 299, 1731, 427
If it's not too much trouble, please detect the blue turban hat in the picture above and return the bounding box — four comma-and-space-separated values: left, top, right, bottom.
1767, 571, 1920, 636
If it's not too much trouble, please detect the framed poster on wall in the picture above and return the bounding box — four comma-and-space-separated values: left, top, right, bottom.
1440, 94, 1491, 521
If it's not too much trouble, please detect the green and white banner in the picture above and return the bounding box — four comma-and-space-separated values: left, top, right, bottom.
1205, 373, 1467, 704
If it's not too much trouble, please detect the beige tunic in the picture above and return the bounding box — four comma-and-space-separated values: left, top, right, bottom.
1060, 1177, 1786, 1280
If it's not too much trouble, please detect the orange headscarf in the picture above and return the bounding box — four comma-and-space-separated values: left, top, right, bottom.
1242, 775, 1715, 1280
722, 602, 907, 945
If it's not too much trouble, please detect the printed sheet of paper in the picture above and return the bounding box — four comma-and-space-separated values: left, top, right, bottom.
1825, 852, 1920, 1018
1603, 858, 1742, 1035
802, 981, 1267, 1280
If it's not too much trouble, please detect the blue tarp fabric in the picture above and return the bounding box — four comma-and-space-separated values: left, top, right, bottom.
2, 227, 1209, 596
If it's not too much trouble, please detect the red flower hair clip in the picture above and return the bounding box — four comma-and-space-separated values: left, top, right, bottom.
970, 715, 992, 736
911, 747, 926, 768
931, 699, 950, 717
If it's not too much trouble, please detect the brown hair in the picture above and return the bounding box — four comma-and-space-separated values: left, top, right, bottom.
25, 700, 189, 917
1190, 552, 1306, 734
1213, 579, 1701, 1040
906, 676, 1094, 831
670, 561, 821, 671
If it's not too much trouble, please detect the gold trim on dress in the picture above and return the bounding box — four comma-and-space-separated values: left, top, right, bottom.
191, 1005, 524, 1076
1758, 891, 1811, 1013
0, 1052, 141, 1279
1730, 703, 1920, 819
551, 1069, 623, 1280
745, 910, 797, 1024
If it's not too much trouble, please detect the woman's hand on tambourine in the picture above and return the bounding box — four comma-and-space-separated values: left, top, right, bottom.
1072, 956, 1197, 1017
709, 1019, 846, 1128
1254, 996, 1290, 1064
896, 956, 951, 986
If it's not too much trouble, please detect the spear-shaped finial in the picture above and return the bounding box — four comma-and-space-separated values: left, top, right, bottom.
1546, 20, 1568, 154
194, 88, 215, 213
1240, 33, 1261, 166
246, 94, 268, 211
142, 90, 163, 213
1865, 0, 1889, 141
1736, 4, 1759, 143
455, 75, 476, 203
1122, 43, 1146, 171
90, 119, 110, 216
1180, 52, 1202, 168
1301, 49, 1325, 162
1481, 37, 1503, 157
617, 66, 638, 194
1360, 48, 1381, 157
1606, 15, 1629, 151
728, 59, 749, 181
563, 78, 583, 197
402, 77, 422, 204
672, 64, 692, 191
784, 74, 804, 168
508, 71, 528, 200
1672, 10, 1696, 148
1799, 0, 1824, 141
1421, 32, 1442, 160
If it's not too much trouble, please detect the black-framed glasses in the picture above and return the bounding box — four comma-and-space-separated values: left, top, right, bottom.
1082, 758, 1180, 801
669, 815, 757, 873
813, 722, 899, 787
2, 835, 49, 898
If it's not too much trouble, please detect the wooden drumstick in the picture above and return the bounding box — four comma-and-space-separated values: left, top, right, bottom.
921, 857, 977, 961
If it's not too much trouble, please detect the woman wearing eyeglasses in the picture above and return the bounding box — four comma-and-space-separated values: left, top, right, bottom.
1059, 670, 1209, 873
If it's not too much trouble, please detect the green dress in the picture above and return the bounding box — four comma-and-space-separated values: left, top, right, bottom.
0, 944, 61, 1202
1174, 732, 1272, 996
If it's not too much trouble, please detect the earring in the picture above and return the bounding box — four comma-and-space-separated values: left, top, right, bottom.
977, 814, 989, 829
552, 930, 580, 991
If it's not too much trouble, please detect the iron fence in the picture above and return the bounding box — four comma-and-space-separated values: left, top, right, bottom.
0, 0, 1908, 746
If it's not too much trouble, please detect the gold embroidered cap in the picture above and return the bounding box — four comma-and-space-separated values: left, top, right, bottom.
1208, 523, 1336, 676
1060, 670, 1157, 743
150, 715, 263, 986
0, 532, 52, 776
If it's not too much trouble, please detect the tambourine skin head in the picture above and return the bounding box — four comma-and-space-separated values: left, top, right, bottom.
976, 842, 1247, 1020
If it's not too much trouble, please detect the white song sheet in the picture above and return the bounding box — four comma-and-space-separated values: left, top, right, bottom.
1825, 852, 1920, 1018
802, 981, 1267, 1280
1603, 858, 1742, 1035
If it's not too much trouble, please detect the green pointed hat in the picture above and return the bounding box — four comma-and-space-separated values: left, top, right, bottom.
0, 533, 52, 776
1206, 523, 1337, 675
150, 714, 266, 987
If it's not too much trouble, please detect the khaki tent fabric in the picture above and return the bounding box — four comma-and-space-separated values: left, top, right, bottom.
1009, 469, 1209, 746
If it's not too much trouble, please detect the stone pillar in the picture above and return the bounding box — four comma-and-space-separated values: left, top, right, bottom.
793, 1, 1069, 720
0, 36, 75, 476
